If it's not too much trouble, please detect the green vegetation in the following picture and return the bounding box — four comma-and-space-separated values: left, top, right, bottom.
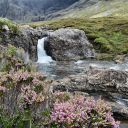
20, 16, 128, 59
0, 17, 20, 33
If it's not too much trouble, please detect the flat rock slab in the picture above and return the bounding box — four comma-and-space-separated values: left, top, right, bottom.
52, 66, 128, 94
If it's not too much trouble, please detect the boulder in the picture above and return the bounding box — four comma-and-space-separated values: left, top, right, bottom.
45, 28, 95, 61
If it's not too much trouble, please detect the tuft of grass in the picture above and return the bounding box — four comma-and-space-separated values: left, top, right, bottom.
20, 16, 128, 59
0, 17, 20, 34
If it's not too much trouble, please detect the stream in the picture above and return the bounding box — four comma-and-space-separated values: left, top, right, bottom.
36, 38, 128, 127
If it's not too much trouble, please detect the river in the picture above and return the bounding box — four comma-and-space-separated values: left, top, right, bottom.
36, 38, 128, 127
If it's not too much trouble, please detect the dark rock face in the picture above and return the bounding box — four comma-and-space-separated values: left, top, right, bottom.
51, 66, 128, 93
0, 25, 48, 61
45, 28, 95, 61
44, 37, 52, 57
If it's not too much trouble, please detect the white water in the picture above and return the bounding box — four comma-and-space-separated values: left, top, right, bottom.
37, 38, 53, 63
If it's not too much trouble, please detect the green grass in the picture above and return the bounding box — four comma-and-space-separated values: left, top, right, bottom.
0, 17, 20, 34
20, 16, 128, 59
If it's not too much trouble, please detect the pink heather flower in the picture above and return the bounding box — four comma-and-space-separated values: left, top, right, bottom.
48, 92, 120, 128
0, 86, 6, 92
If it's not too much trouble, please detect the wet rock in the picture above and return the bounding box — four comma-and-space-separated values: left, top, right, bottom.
74, 91, 89, 97
114, 54, 128, 64
45, 28, 95, 61
115, 60, 123, 64
105, 101, 128, 119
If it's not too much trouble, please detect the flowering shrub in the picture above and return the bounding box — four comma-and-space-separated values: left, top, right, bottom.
48, 91, 120, 128
19, 85, 47, 108
53, 90, 71, 103
0, 44, 54, 127
0, 67, 53, 127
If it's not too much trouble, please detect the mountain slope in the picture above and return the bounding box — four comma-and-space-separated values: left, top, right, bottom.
46, 0, 128, 20
0, 0, 78, 23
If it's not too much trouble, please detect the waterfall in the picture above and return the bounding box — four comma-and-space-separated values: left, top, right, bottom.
37, 37, 53, 63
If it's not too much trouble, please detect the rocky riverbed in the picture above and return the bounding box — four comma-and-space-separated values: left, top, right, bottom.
37, 59, 128, 128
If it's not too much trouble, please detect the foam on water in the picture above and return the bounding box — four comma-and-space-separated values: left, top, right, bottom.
75, 60, 83, 64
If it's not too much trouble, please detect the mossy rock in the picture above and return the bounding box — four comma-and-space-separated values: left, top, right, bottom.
0, 17, 20, 34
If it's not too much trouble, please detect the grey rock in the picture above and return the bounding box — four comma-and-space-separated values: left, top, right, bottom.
105, 101, 128, 119
115, 60, 123, 64
45, 28, 95, 61
0, 45, 6, 70
2, 25, 9, 31
74, 91, 89, 97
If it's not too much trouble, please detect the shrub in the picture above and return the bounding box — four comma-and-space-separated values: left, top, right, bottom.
48, 91, 120, 128
0, 67, 53, 127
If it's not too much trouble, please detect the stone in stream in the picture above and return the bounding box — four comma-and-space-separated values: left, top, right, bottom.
105, 101, 128, 120
45, 28, 95, 61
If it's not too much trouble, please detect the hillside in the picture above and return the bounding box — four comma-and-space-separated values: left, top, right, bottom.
48, 0, 128, 20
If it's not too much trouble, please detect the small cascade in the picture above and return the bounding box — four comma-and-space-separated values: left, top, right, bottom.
37, 37, 53, 63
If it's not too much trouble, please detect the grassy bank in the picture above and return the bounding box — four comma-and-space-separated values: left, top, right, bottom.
0, 17, 19, 33
20, 16, 128, 59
